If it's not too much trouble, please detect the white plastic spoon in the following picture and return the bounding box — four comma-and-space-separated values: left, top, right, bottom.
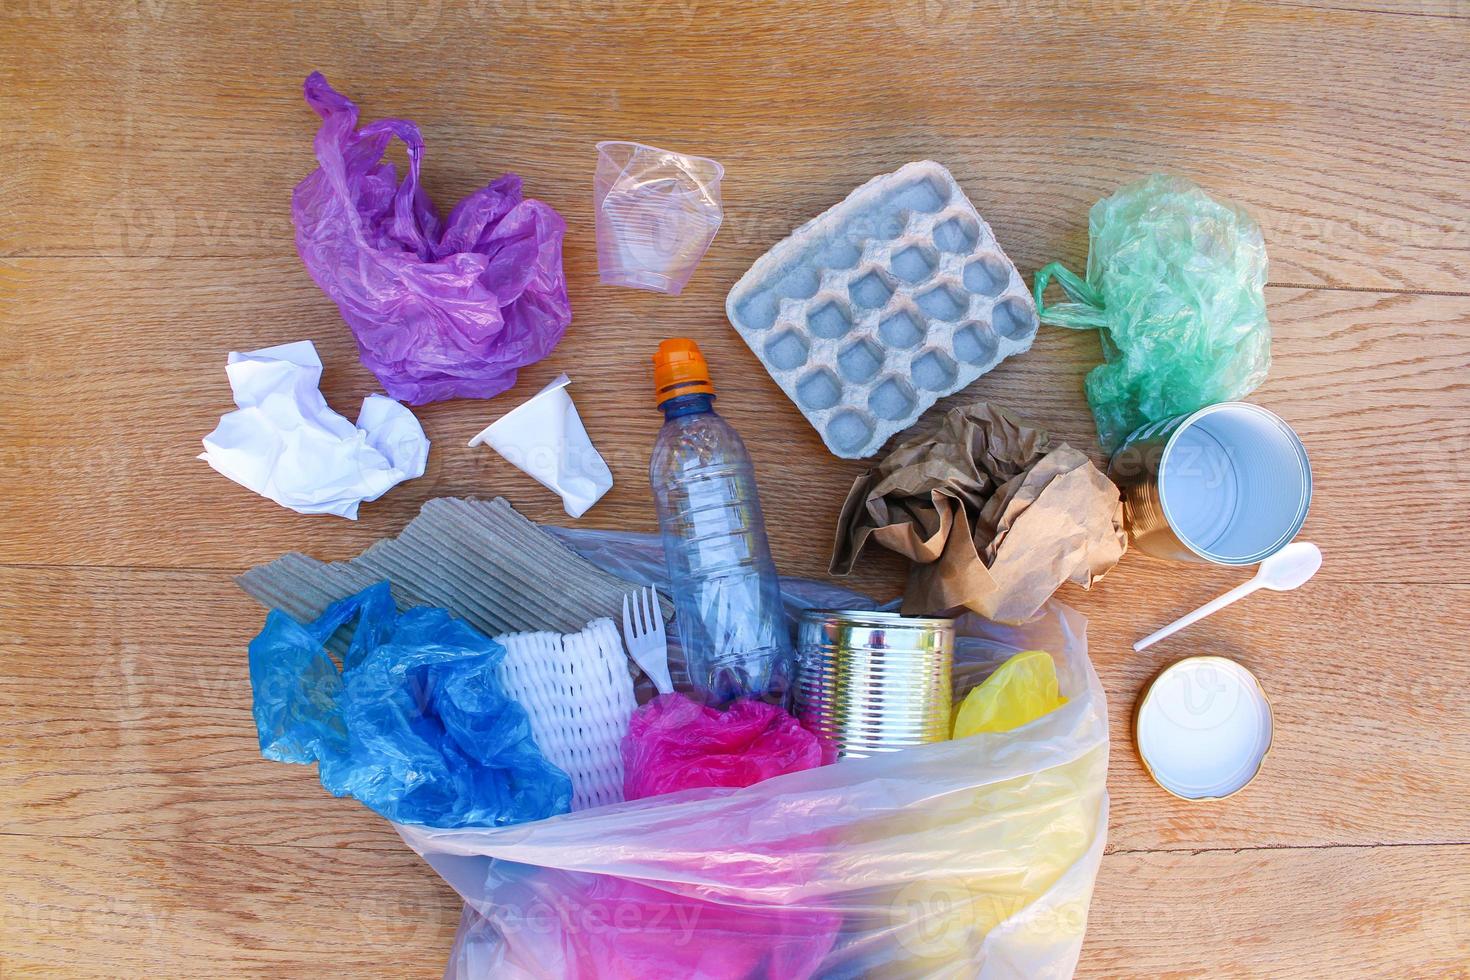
1134, 542, 1323, 652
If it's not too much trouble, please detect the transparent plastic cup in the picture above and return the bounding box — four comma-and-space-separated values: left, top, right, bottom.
594, 141, 724, 296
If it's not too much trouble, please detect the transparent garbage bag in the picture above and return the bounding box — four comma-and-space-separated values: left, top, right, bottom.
397, 528, 1109, 979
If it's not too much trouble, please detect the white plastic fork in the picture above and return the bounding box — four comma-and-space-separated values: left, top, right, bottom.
621, 586, 674, 695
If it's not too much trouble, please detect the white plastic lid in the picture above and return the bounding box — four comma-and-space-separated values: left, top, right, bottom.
1135, 656, 1273, 800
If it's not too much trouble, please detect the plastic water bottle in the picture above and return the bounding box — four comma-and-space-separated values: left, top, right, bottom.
649, 339, 796, 706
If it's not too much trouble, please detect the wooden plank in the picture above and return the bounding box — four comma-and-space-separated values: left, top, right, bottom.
3, 565, 1466, 852
0, 834, 458, 976
1, 2, 1467, 290
1271, 0, 1469, 16
1085, 570, 1470, 852
1, 832, 1464, 977
3, 261, 1467, 583
3, 1, 1469, 975
1080, 844, 1470, 978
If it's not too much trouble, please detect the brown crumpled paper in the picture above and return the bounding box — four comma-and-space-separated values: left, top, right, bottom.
831, 402, 1126, 623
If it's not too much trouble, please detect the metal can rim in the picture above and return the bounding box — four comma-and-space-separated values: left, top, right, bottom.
797, 608, 956, 628
1157, 401, 1313, 566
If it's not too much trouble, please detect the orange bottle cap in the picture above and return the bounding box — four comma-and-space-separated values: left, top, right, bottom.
652, 338, 715, 406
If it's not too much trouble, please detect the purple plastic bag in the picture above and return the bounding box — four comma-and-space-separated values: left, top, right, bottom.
292, 73, 572, 405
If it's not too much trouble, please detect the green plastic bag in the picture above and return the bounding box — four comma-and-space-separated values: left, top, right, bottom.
1034, 175, 1271, 450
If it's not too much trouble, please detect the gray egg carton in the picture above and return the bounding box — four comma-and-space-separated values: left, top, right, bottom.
725, 161, 1039, 458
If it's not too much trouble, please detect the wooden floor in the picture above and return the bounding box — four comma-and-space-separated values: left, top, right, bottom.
3, 1, 1468, 976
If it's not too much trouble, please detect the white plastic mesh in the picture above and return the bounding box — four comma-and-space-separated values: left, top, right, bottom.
495, 618, 637, 811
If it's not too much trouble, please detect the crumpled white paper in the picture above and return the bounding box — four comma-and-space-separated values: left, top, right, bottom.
199, 340, 429, 519
468, 374, 613, 519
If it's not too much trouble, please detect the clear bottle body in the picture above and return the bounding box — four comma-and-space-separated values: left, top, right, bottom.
650, 394, 796, 705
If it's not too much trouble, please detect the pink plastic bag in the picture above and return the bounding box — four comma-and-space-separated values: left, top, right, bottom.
435, 695, 836, 978
622, 695, 825, 801
292, 73, 572, 405
445, 864, 837, 979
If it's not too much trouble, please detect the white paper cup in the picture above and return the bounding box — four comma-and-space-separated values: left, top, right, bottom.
468, 375, 613, 519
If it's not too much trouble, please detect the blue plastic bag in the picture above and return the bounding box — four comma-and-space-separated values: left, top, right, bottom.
248, 581, 572, 827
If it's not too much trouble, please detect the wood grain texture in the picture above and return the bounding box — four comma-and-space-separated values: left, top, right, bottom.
3, 836, 1465, 978
1081, 845, 1470, 979
4, 564, 1467, 853
0, 2, 1467, 290
0, 835, 462, 976
4, 0, 1469, 975
3, 263, 1468, 584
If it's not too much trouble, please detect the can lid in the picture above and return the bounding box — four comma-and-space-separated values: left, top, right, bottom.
652, 338, 715, 406
1134, 655, 1273, 801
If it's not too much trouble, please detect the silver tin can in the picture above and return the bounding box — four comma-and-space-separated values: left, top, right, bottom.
1108, 402, 1312, 565
796, 609, 954, 759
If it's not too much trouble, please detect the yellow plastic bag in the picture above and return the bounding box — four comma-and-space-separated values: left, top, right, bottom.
954, 649, 1069, 738
893, 649, 1088, 977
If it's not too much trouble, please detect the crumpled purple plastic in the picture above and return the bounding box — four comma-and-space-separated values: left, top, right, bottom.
291, 72, 572, 405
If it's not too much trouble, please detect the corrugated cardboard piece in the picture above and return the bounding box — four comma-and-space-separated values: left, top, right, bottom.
238, 497, 669, 645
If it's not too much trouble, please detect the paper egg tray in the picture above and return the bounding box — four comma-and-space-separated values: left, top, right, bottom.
725, 161, 1038, 458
